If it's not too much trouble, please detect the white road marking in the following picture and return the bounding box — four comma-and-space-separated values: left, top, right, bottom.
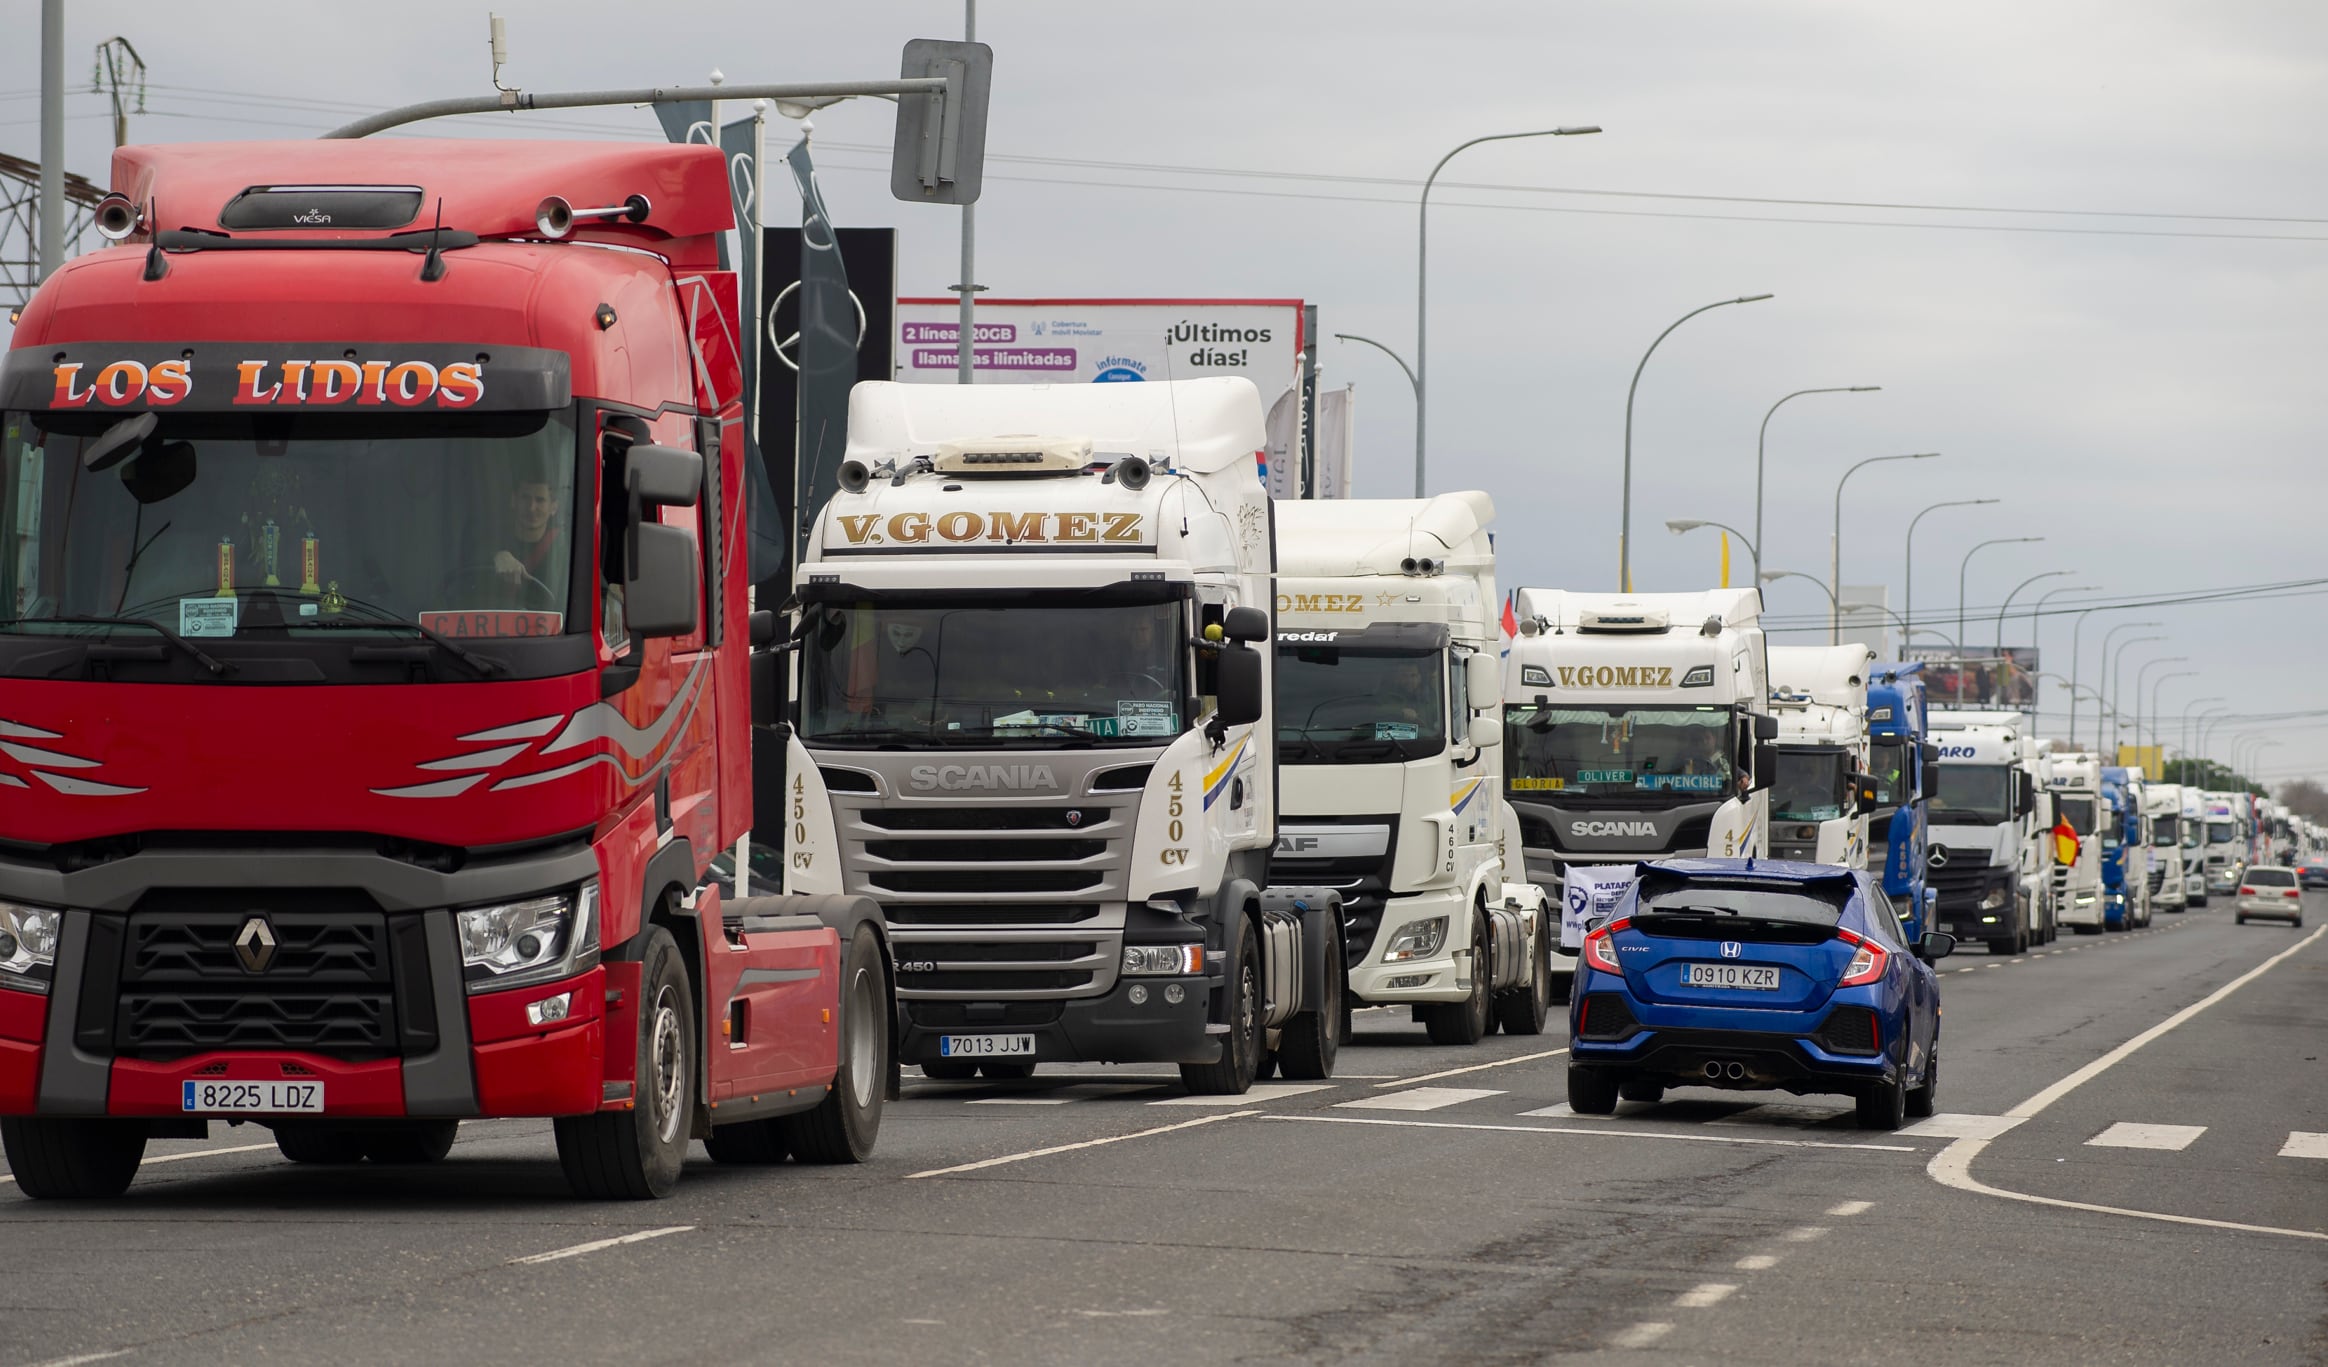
1899, 1112, 2027, 1140
1928, 922, 2328, 1243
967, 1084, 1170, 1106
1826, 1199, 1874, 1217
1336, 1087, 1503, 1112
1518, 1103, 1602, 1120
2087, 1122, 2206, 1151
1263, 1114, 1917, 1153
1610, 1322, 1673, 1349
24, 1353, 132, 1367
1674, 1283, 1736, 1307
967, 1097, 1077, 1106
0, 1141, 283, 1186
907, 1110, 1254, 1179
509, 1226, 694, 1265
1375, 1047, 1567, 1088
1734, 1254, 1779, 1270
2280, 1132, 2328, 1160
1149, 1083, 1332, 1107
1782, 1225, 1829, 1242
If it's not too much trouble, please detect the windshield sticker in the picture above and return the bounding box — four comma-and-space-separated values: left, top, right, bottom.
1510, 777, 1565, 791
419, 610, 564, 639
178, 597, 238, 638
1374, 722, 1421, 741
1576, 769, 1635, 784
1637, 773, 1725, 793
1116, 701, 1177, 738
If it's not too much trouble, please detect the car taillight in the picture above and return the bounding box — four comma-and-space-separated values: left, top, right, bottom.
2239, 886, 2256, 897
1583, 918, 1629, 975
2286, 889, 2302, 899
1835, 927, 1887, 987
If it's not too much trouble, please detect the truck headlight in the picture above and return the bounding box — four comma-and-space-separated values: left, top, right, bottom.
1122, 944, 1203, 976
1382, 916, 1449, 962
457, 882, 599, 993
0, 900, 61, 993
1978, 887, 2006, 911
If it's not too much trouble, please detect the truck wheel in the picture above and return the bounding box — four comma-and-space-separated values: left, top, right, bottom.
361, 1121, 459, 1165
1493, 913, 1553, 1037
1275, 934, 1343, 1081
273, 1122, 369, 1165
704, 1119, 789, 1165
977, 1060, 1036, 1081
1567, 1066, 1619, 1116
0, 1117, 146, 1198
782, 922, 890, 1164
921, 1060, 979, 1081
1422, 916, 1492, 1046
555, 925, 693, 1199
1180, 916, 1262, 1095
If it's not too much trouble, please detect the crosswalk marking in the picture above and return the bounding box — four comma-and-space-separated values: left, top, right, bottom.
1898, 1112, 2027, 1140
2277, 1131, 2328, 1160
2087, 1122, 2207, 1151
1149, 1083, 1332, 1107
1335, 1086, 1504, 1112
1519, 1103, 1596, 1120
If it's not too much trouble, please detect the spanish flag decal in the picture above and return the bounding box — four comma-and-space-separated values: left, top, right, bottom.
2052, 818, 2080, 867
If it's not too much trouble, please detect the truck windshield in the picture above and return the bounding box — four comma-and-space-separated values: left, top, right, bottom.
2057, 796, 2096, 837
2207, 821, 2236, 845
799, 599, 1184, 746
2152, 814, 2179, 845
1505, 704, 1735, 800
1770, 747, 1850, 821
2, 408, 579, 641
1276, 643, 1444, 761
1930, 763, 2012, 824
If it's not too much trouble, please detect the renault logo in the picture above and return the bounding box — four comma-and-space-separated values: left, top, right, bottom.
1719, 941, 1743, 959
234, 916, 278, 974
1928, 847, 1950, 868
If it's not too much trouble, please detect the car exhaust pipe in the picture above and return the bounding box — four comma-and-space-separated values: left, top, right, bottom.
1702, 1061, 1723, 1080
1725, 1061, 1748, 1081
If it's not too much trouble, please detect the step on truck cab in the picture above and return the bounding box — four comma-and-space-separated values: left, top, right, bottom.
2145, 782, 2188, 913
1926, 710, 2048, 953
1503, 589, 1775, 952
0, 140, 893, 1199
1866, 662, 1939, 941
1765, 644, 1878, 870
1270, 494, 1558, 1046
783, 378, 1341, 1094
2099, 766, 2151, 930
2046, 753, 2107, 933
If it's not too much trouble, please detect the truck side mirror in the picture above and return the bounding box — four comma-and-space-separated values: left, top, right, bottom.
1754, 714, 1780, 741
1753, 741, 1776, 791
2015, 770, 2036, 817
1215, 644, 1264, 727
1467, 713, 1501, 750
1921, 761, 1940, 802
1222, 605, 1269, 643
1463, 653, 1499, 708
1853, 773, 1881, 808
625, 523, 699, 638
1921, 741, 1941, 765
625, 444, 704, 507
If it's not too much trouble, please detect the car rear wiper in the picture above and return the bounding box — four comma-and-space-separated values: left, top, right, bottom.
0, 614, 233, 676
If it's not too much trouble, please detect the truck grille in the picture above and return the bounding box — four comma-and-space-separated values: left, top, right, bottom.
114, 905, 396, 1059
1927, 848, 1995, 911
1272, 819, 1398, 970
2147, 867, 2166, 895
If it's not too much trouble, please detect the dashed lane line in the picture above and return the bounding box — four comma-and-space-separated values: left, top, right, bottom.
1375, 1046, 1567, 1088
2087, 1122, 2206, 1151
1734, 1254, 1779, 1270
1610, 1322, 1673, 1349
508, 1226, 694, 1266
1826, 1199, 1874, 1217
1781, 1225, 1829, 1242
906, 1110, 1255, 1179
1149, 1083, 1332, 1107
23, 1352, 132, 1367
1336, 1087, 1503, 1112
2280, 1132, 2328, 1160
1262, 1114, 1918, 1153
1673, 1283, 1736, 1307
1928, 921, 2328, 1243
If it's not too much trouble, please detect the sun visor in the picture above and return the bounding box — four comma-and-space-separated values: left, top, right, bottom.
0, 342, 571, 413
1274, 621, 1451, 651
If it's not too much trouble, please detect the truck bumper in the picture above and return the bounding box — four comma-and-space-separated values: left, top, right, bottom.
898, 972, 1225, 1067
1347, 887, 1472, 1004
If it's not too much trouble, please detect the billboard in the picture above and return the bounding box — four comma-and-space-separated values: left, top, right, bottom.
2117, 745, 2163, 781
1901, 647, 2039, 709
894, 297, 1305, 395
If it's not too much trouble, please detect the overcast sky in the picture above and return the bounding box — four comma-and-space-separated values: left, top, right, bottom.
6, 1, 2324, 786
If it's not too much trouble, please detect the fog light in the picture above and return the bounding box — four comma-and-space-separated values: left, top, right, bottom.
526, 992, 572, 1026
1387, 973, 1432, 988
1979, 915, 1998, 924
0, 931, 15, 961
1163, 983, 1185, 1005
1127, 984, 1148, 1005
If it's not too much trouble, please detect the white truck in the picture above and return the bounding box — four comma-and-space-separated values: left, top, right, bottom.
2145, 781, 2188, 914
2045, 751, 2107, 934
1765, 644, 1879, 869
2200, 791, 2248, 898
1271, 494, 1559, 1044
1503, 589, 1776, 948
2181, 787, 2210, 905
782, 377, 1340, 1094
1927, 709, 2052, 953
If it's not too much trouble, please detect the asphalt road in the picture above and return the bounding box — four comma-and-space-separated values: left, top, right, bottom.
4, 897, 2323, 1366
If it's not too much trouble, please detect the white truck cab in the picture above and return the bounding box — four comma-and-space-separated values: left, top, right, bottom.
1927, 709, 2049, 953
2200, 791, 2248, 896
1765, 644, 1879, 869
2146, 782, 2187, 913
2046, 752, 2107, 933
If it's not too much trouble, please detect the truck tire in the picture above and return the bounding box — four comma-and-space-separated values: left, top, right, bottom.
921, 1060, 979, 1080
1180, 915, 1263, 1095
361, 1121, 459, 1165
1494, 912, 1553, 1037
1567, 1066, 1619, 1116
555, 925, 693, 1199
0, 1117, 146, 1198
704, 1119, 789, 1165
1275, 932, 1343, 1081
1422, 915, 1492, 1046
273, 1123, 370, 1165
782, 922, 890, 1164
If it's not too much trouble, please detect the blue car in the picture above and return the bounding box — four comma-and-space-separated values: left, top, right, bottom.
1567, 858, 1954, 1130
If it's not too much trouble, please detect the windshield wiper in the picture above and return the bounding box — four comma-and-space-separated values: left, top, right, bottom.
280, 596, 506, 678
1, 614, 233, 676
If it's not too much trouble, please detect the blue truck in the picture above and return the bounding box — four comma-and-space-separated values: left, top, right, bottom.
1867, 663, 1939, 941
2099, 767, 2151, 931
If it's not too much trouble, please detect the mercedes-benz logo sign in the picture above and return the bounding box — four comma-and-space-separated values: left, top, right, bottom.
1927, 846, 1950, 869
234, 916, 278, 974
1719, 941, 1743, 959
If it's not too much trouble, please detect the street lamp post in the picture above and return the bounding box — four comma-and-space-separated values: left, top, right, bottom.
1620, 293, 1773, 590
2145, 670, 2198, 765
2106, 637, 2167, 756
2089, 620, 2161, 748
1831, 452, 1939, 642
1992, 570, 2071, 655
1417, 126, 1599, 498
1755, 386, 1879, 578
2127, 655, 2187, 757
2180, 697, 2226, 776
1903, 498, 1998, 638
1760, 568, 1837, 613
1955, 536, 2043, 656
1667, 518, 1759, 582
2024, 584, 2097, 723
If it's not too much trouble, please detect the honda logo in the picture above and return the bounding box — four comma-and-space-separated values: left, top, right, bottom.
1719, 941, 1743, 959
1927, 847, 1950, 868
234, 916, 278, 974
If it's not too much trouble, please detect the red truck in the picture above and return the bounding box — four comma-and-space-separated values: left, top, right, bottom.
0, 138, 892, 1199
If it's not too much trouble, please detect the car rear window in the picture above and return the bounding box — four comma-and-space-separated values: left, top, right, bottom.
2246, 868, 2295, 886
1633, 876, 1849, 942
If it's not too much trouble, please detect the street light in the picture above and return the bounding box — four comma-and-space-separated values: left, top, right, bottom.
1832, 452, 1940, 642
1760, 568, 1837, 611
2180, 697, 2226, 775
1667, 518, 1759, 581
2145, 670, 2198, 765
2127, 655, 2187, 756
1993, 570, 2071, 655
2092, 620, 2161, 748
1903, 498, 1998, 637
1333, 334, 1415, 405
1620, 292, 1773, 589
2024, 584, 2098, 722
1955, 536, 2044, 654
2106, 637, 2167, 756
1417, 125, 1599, 497
1755, 386, 1880, 578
